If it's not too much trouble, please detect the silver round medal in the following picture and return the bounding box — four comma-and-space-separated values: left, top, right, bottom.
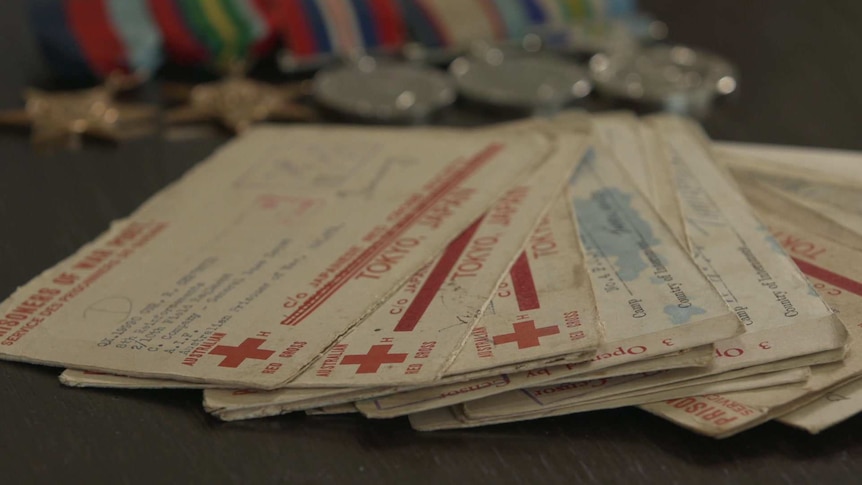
590, 44, 738, 115
312, 58, 456, 123
449, 49, 592, 115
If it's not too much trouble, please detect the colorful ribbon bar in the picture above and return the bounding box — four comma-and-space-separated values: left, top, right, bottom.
29, 0, 165, 80
28, 0, 642, 77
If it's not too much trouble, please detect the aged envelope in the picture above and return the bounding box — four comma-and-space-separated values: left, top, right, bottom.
778, 377, 862, 433
645, 117, 847, 372
725, 157, 862, 252
461, 354, 823, 420
407, 377, 813, 432
553, 368, 811, 415
409, 406, 465, 432
356, 140, 744, 418
592, 112, 653, 197
193, 130, 597, 417
409, 367, 811, 430
306, 403, 358, 415
562, 141, 741, 366
354, 346, 714, 420
459, 349, 833, 420
542, 345, 714, 383
58, 343, 710, 414
204, 386, 394, 421
459, 372, 652, 421
53, 121, 593, 392
448, 120, 852, 420
440, 192, 600, 377
461, 117, 851, 420
0, 125, 556, 389
715, 142, 862, 187
56, 369, 376, 418
578, 352, 834, 405
283, 133, 592, 387
61, 140, 599, 419
60, 369, 213, 389
641, 203, 862, 438
594, 113, 686, 244
194, 139, 862, 418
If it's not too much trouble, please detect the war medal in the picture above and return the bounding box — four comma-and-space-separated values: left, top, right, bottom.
6, 0, 162, 149
312, 57, 455, 124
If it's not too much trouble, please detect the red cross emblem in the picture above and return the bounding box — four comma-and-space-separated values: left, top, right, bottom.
340, 344, 408, 374
493, 321, 559, 349
209, 338, 275, 368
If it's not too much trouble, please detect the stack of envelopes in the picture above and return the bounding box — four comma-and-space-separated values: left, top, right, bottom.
5, 112, 862, 438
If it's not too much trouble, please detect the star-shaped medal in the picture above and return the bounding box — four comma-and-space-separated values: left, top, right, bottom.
164, 73, 318, 134
0, 75, 156, 150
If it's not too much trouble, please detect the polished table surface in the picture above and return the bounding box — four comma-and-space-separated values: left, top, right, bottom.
2, 1, 862, 483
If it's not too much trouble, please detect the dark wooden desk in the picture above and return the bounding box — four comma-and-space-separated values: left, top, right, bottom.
2, 1, 862, 483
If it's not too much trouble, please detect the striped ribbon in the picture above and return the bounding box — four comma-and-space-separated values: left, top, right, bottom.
27, 0, 278, 79
518, 0, 546, 24
147, 0, 209, 64
107, 0, 163, 74
28, 0, 642, 78
171, 0, 275, 68
530, 0, 637, 25
398, 0, 446, 48
274, 0, 408, 63
318, 0, 363, 55
490, 0, 530, 39
267, 0, 640, 69
391, 0, 637, 50
28, 0, 163, 81
248, 0, 279, 56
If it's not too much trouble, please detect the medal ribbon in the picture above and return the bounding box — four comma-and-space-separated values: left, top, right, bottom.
107, 0, 164, 75
270, 0, 636, 66
31, 0, 640, 77
147, 0, 209, 65
197, 0, 241, 66
490, 0, 530, 38
350, 0, 382, 50
300, 0, 335, 55
174, 0, 224, 65
65, 0, 133, 77
519, 0, 547, 24
273, 0, 318, 58
367, 0, 408, 48
248, 0, 279, 56
160, 0, 275, 68
476, 0, 508, 40
64, 0, 126, 77
28, 0, 93, 80
316, 0, 363, 54
218, 0, 254, 62
229, 0, 268, 51
418, 0, 496, 46
354, 0, 410, 50
274, 0, 409, 65
533, 0, 565, 26
29, 0, 165, 81
398, 0, 448, 48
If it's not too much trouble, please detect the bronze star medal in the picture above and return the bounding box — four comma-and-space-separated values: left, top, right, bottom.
165, 73, 318, 134
0, 76, 156, 150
